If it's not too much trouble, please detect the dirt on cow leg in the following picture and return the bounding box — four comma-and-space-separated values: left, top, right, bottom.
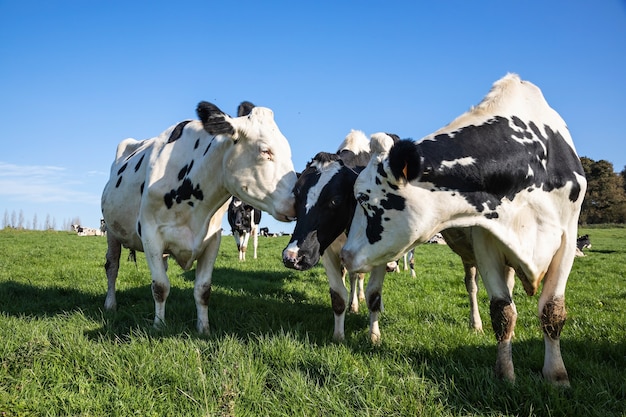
490, 297, 517, 383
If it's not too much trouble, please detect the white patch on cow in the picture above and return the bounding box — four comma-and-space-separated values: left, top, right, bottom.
304, 162, 342, 214
337, 130, 370, 154
440, 156, 476, 169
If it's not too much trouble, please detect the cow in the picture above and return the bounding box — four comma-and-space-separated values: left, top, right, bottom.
101, 100, 297, 334
282, 130, 485, 340
575, 234, 591, 257
72, 224, 104, 236
340, 74, 587, 386
227, 196, 261, 260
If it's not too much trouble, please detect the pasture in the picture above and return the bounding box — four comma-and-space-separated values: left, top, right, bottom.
0, 227, 624, 416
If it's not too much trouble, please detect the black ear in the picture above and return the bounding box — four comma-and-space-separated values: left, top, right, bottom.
197, 101, 235, 136
388, 139, 422, 181
385, 133, 401, 144
237, 101, 255, 117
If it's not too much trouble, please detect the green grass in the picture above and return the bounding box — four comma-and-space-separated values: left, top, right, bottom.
0, 227, 624, 416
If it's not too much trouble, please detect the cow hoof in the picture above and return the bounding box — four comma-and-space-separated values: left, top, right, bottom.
370, 332, 381, 345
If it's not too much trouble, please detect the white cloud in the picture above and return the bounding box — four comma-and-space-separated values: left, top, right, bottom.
0, 162, 100, 204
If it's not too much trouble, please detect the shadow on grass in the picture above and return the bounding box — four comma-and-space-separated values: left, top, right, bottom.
3, 269, 624, 416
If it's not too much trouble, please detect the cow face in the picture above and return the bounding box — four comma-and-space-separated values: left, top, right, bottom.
282, 152, 360, 270
199, 103, 297, 221
341, 133, 427, 272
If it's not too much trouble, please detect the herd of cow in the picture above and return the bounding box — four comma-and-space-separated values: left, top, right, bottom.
98, 74, 587, 386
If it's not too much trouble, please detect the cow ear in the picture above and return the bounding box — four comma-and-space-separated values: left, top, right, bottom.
237, 101, 255, 117
389, 139, 422, 182
197, 101, 235, 136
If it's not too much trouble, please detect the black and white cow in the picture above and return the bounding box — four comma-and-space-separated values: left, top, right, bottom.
575, 234, 591, 257
72, 224, 104, 236
283, 130, 488, 339
341, 74, 586, 386
101, 101, 297, 334
283, 130, 372, 340
227, 196, 262, 260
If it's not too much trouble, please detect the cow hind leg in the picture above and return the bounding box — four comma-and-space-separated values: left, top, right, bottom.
464, 263, 483, 332
540, 296, 569, 386
104, 233, 122, 311
490, 297, 518, 383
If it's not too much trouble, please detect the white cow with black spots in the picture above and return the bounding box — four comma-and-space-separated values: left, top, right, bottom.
101, 101, 297, 334
341, 74, 586, 386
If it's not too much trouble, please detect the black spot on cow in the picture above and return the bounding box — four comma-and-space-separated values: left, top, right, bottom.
164, 179, 204, 209
137, 221, 142, 237
178, 166, 187, 181
400, 116, 585, 213
115, 176, 123, 188
167, 120, 192, 143
365, 205, 385, 244
140, 181, 145, 195
194, 138, 200, 149
381, 193, 405, 211
485, 212, 499, 219
134, 154, 145, 172
203, 142, 212, 156
117, 163, 128, 176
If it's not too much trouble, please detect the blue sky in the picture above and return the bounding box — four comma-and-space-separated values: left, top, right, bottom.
1, 1, 625, 235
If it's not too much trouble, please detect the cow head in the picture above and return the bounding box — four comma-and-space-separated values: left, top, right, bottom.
282, 152, 361, 270
229, 197, 255, 235
197, 101, 297, 221
341, 133, 429, 272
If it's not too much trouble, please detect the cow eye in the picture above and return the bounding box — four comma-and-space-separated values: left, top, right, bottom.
329, 196, 343, 208
259, 144, 273, 161
356, 193, 369, 206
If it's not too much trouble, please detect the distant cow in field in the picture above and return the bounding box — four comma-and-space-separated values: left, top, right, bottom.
341, 74, 586, 386
72, 224, 104, 236
227, 196, 261, 260
101, 100, 297, 334
575, 234, 591, 257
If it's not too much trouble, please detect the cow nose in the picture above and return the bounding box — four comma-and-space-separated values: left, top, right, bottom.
283, 248, 298, 266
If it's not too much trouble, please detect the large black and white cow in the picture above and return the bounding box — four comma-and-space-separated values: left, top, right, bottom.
283, 130, 372, 340
341, 74, 586, 386
282, 130, 485, 340
101, 101, 297, 334
227, 196, 261, 260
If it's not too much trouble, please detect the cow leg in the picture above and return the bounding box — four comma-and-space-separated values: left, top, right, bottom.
473, 229, 517, 383
240, 231, 250, 261
194, 202, 229, 334
322, 237, 349, 341
537, 238, 574, 387
348, 272, 365, 313
463, 262, 483, 332
104, 233, 122, 310
365, 264, 387, 344
194, 230, 222, 334
252, 226, 258, 259
408, 249, 416, 278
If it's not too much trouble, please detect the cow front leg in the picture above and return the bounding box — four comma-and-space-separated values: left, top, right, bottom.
321, 241, 349, 341
104, 233, 122, 311
145, 247, 170, 329
490, 297, 518, 383
366, 265, 386, 344
194, 230, 222, 334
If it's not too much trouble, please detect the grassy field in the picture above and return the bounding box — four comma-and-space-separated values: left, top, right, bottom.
0, 227, 624, 416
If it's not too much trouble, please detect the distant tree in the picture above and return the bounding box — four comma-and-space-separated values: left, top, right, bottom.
32, 213, 38, 230
580, 157, 626, 224
10, 210, 17, 228
44, 214, 52, 230
17, 210, 25, 229
2, 210, 9, 229
621, 166, 626, 194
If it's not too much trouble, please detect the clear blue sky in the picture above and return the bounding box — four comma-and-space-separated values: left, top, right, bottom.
1, 1, 625, 235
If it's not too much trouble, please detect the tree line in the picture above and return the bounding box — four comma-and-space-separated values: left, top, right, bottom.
2, 210, 81, 231
2, 157, 625, 230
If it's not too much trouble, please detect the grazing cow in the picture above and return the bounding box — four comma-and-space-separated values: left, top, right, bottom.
341, 74, 586, 386
227, 196, 261, 260
575, 234, 591, 257
101, 101, 297, 334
